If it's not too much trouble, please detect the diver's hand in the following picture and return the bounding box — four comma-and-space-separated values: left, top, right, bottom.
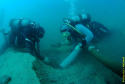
42, 57, 50, 65
65, 39, 70, 44
88, 46, 95, 52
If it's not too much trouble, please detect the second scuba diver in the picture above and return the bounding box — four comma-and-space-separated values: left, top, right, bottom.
0, 18, 50, 64
60, 13, 109, 68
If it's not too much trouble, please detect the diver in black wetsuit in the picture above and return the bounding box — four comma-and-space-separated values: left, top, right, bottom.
60, 13, 110, 68
60, 13, 109, 50
0, 18, 49, 63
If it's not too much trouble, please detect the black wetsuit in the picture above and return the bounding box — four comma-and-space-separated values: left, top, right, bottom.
0, 26, 45, 60
88, 21, 109, 41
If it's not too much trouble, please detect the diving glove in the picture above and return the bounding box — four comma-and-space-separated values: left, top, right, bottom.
42, 57, 50, 65
81, 39, 86, 49
67, 36, 71, 41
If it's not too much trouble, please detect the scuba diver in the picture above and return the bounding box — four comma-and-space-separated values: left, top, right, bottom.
0, 18, 49, 63
60, 13, 109, 68
61, 14, 109, 44
60, 14, 93, 51
60, 13, 124, 80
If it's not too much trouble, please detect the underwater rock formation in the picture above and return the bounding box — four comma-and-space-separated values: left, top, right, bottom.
51, 42, 62, 48
32, 45, 122, 84
0, 75, 11, 84
0, 50, 40, 84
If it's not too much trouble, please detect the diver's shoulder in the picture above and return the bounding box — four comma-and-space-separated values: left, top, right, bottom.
75, 24, 86, 29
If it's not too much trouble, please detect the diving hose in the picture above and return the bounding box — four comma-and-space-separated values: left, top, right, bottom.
89, 46, 123, 78
64, 23, 85, 36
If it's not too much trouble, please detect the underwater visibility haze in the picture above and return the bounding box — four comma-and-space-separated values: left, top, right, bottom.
0, 0, 125, 84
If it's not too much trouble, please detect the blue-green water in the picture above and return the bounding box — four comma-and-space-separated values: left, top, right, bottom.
0, 0, 125, 60
0, 0, 125, 83
0, 0, 125, 45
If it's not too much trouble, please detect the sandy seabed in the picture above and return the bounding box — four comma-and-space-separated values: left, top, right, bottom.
0, 29, 125, 84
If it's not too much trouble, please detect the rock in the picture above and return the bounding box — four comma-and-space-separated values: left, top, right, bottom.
0, 75, 11, 84
50, 42, 62, 48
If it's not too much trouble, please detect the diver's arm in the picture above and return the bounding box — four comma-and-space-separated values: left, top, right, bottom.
26, 42, 44, 61
88, 46, 123, 78
32, 42, 50, 64
76, 24, 94, 44
25, 38, 44, 60
0, 39, 9, 55
33, 48, 44, 60
75, 24, 94, 48
36, 42, 40, 52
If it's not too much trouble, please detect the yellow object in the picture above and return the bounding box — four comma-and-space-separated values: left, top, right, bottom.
64, 23, 85, 37
86, 24, 90, 28
62, 32, 70, 37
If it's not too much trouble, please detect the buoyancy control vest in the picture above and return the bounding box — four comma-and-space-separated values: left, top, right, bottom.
62, 14, 91, 39
64, 14, 109, 40
88, 21, 109, 39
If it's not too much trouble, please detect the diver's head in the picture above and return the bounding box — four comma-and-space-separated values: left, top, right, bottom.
60, 24, 71, 37
62, 31, 71, 37
63, 18, 74, 24
36, 26, 45, 38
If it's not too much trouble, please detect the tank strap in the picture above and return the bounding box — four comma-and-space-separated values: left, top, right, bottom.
78, 14, 82, 21
9, 19, 15, 28
18, 18, 24, 28
65, 23, 85, 37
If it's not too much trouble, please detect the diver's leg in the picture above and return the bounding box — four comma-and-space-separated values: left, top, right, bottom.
0, 29, 9, 40
0, 39, 9, 55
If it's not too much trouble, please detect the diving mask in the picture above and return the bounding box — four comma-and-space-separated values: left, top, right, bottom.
63, 18, 72, 23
